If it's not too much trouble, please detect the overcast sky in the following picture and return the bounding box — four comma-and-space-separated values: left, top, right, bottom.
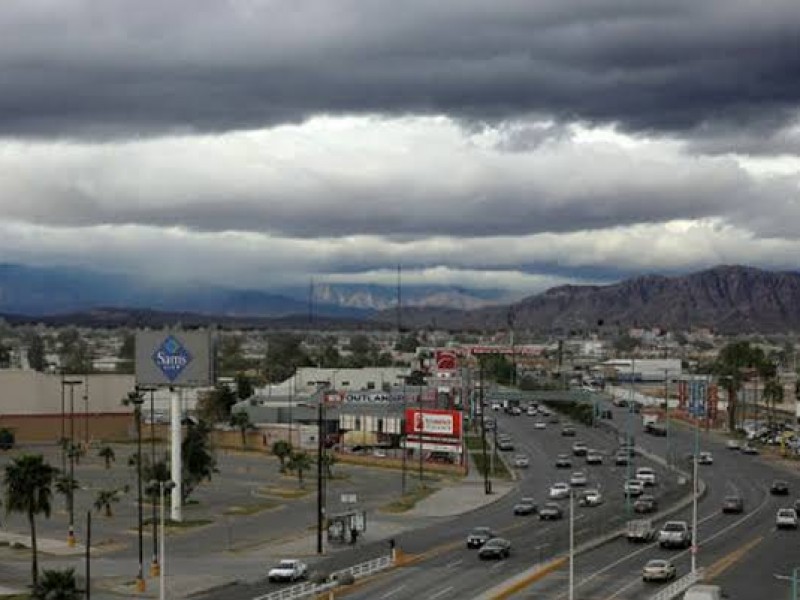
2, 0, 800, 295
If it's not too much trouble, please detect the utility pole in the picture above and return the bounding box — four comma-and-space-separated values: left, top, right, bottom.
664, 368, 671, 468
83, 376, 90, 447
316, 393, 325, 555
418, 394, 424, 485
569, 489, 575, 600
625, 357, 635, 515
397, 264, 402, 334
401, 377, 407, 495
62, 378, 82, 548
478, 362, 491, 494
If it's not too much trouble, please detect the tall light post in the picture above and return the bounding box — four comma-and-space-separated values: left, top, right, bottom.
139, 386, 160, 577
60, 370, 67, 474
63, 378, 82, 547
127, 388, 146, 593
316, 386, 326, 555
568, 489, 575, 600
625, 357, 635, 515
151, 479, 175, 600
478, 362, 492, 494
83, 376, 90, 448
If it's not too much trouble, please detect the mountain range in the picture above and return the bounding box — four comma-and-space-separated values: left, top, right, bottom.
3, 263, 800, 333
0, 264, 507, 319
380, 265, 800, 333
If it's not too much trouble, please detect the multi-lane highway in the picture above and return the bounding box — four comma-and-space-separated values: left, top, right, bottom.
515, 398, 800, 599
314, 405, 677, 600
203, 395, 800, 600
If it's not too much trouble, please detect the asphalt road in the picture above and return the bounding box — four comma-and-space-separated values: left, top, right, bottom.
311, 408, 678, 600
513, 398, 800, 600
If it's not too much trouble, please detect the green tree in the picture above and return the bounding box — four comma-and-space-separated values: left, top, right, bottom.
714, 341, 768, 431
27, 333, 47, 372
395, 334, 420, 353
181, 420, 217, 503
0, 342, 11, 368
235, 372, 254, 400
197, 384, 238, 423
93, 488, 121, 517
320, 452, 336, 478
58, 328, 92, 374
613, 334, 639, 354
3, 454, 57, 587
54, 475, 79, 511
762, 378, 784, 427
116, 333, 135, 374
264, 333, 312, 383
98, 445, 116, 469
32, 567, 82, 600
218, 335, 250, 375
229, 410, 254, 448
286, 451, 312, 488
272, 440, 293, 472
314, 336, 341, 369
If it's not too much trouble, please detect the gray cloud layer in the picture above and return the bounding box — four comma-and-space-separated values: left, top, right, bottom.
1, 1, 800, 138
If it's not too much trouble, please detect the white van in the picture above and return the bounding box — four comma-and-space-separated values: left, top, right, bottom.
683, 584, 725, 600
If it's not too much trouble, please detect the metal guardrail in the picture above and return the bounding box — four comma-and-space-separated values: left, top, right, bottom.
253, 555, 394, 600
647, 568, 705, 600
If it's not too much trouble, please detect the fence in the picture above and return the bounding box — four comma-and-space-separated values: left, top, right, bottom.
647, 568, 705, 600
253, 555, 394, 600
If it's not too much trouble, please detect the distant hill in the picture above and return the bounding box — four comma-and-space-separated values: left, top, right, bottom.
0, 263, 507, 320
377, 265, 800, 333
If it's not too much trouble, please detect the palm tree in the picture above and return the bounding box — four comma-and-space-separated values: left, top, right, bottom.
762, 378, 784, 428
286, 451, 312, 488
54, 475, 79, 511
3, 454, 57, 587
272, 440, 293, 472
320, 452, 336, 478
98, 445, 116, 469
93, 488, 121, 517
32, 567, 82, 600
229, 410, 254, 448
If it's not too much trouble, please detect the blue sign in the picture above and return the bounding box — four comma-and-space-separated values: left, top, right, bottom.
151, 335, 193, 382
688, 381, 707, 417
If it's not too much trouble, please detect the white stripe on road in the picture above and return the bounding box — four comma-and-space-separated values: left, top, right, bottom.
380, 584, 406, 599
430, 585, 453, 599
446, 559, 463, 568
490, 561, 507, 571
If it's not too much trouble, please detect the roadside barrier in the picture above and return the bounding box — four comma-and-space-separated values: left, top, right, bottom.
252, 555, 393, 600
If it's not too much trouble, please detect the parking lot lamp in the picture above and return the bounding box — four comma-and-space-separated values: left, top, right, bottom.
63, 378, 82, 547
139, 385, 160, 577
153, 480, 175, 600
127, 388, 146, 593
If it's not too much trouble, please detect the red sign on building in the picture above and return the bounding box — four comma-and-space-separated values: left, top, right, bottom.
435, 350, 458, 371
405, 408, 463, 438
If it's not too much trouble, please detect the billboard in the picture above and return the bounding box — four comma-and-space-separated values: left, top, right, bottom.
405, 408, 462, 438
135, 330, 215, 387
436, 350, 458, 371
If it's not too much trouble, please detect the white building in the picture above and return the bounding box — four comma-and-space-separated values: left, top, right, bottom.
603, 358, 682, 382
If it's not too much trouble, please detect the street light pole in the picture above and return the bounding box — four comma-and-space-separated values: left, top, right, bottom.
479, 362, 491, 494
625, 357, 635, 515
140, 386, 160, 577
401, 377, 407, 495
316, 392, 325, 555
62, 379, 82, 548
418, 393, 424, 486
84, 376, 90, 448
569, 489, 575, 600
156, 480, 175, 600
128, 388, 146, 593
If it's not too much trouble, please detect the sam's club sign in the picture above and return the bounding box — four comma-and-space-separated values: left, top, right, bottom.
136, 330, 214, 387
153, 335, 193, 382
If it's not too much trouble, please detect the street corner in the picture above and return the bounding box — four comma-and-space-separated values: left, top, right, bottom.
94, 576, 157, 599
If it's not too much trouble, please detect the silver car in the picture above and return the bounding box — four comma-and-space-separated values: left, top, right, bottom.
642, 559, 676, 582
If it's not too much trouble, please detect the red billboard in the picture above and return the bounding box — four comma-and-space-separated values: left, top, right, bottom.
436, 350, 458, 371
405, 408, 462, 438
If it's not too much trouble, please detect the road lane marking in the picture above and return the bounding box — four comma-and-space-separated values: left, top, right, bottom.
550, 485, 773, 599
380, 584, 406, 599
446, 559, 463, 569
430, 585, 453, 599
704, 535, 764, 581
490, 561, 506, 571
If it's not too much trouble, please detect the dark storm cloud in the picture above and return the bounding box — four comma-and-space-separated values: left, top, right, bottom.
1, 0, 800, 138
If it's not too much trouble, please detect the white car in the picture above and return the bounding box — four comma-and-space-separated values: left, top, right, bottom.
635, 467, 657, 486
549, 482, 570, 499
570, 471, 588, 487
527, 406, 537, 416
777, 508, 799, 529
268, 559, 308, 582
624, 479, 645, 497
726, 439, 741, 450
642, 559, 677, 582
534, 421, 547, 430
514, 454, 530, 468
698, 452, 714, 465
578, 489, 603, 507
